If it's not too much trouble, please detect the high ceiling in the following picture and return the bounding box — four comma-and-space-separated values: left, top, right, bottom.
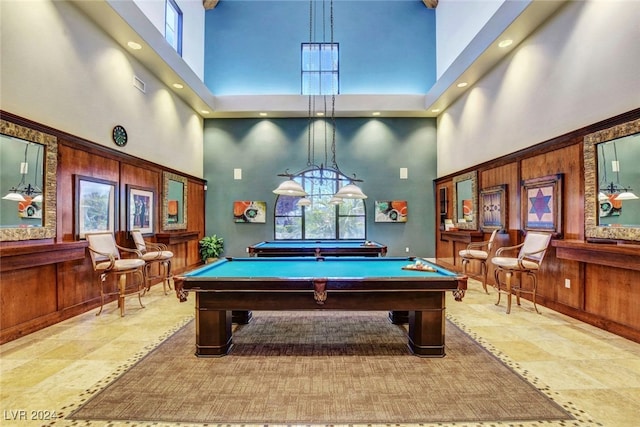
71, 0, 566, 119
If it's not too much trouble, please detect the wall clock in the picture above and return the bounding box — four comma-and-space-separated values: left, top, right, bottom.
112, 125, 128, 147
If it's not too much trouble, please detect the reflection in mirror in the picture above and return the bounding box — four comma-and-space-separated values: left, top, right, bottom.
0, 119, 57, 241
452, 170, 478, 230
585, 117, 640, 242
162, 172, 188, 230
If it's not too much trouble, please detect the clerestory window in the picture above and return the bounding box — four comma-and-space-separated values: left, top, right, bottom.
301, 43, 339, 95
165, 0, 183, 56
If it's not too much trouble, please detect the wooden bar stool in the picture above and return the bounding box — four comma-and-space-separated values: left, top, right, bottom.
491, 231, 552, 314
86, 232, 146, 316
130, 230, 174, 295
458, 229, 498, 293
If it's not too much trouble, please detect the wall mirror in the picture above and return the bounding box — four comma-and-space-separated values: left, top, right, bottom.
584, 117, 640, 242
451, 170, 478, 230
0, 119, 57, 241
162, 172, 188, 230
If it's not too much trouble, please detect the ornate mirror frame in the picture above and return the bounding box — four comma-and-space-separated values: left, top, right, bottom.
584, 118, 640, 242
162, 172, 188, 231
452, 170, 478, 230
0, 119, 57, 241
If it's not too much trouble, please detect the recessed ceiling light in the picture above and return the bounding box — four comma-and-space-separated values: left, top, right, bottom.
431, 108, 441, 113
498, 39, 513, 48
172, 83, 184, 89
372, 112, 381, 116
127, 41, 142, 50
201, 110, 210, 114
316, 112, 325, 116
259, 112, 268, 117
456, 82, 468, 88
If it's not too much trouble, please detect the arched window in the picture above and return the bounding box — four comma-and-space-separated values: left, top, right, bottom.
274, 168, 366, 239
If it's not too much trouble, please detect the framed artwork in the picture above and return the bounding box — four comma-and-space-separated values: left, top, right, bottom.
521, 174, 563, 236
74, 175, 117, 239
439, 187, 447, 215
479, 185, 507, 231
127, 185, 155, 235
234, 200, 266, 223
375, 200, 408, 223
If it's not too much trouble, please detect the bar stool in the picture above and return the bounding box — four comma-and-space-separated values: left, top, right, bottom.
86, 232, 146, 316
458, 229, 498, 293
491, 231, 552, 314
130, 229, 174, 295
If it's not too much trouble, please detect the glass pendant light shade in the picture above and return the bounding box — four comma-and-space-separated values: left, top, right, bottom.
614, 191, 639, 201
2, 192, 27, 202
335, 183, 367, 199
297, 197, 312, 207
328, 196, 343, 205
273, 179, 308, 196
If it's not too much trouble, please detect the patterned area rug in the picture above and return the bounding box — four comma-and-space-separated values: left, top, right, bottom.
68, 311, 573, 424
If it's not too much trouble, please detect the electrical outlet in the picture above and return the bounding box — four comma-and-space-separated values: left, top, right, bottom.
405, 247, 410, 253
564, 278, 571, 289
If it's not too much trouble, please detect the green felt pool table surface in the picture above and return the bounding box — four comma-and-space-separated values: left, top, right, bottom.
247, 239, 387, 257
183, 256, 457, 281
175, 257, 467, 358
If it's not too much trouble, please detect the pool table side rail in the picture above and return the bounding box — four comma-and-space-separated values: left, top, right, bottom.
174, 267, 467, 303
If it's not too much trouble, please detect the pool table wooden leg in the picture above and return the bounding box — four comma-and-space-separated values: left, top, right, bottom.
194, 294, 233, 357
388, 310, 409, 324
407, 293, 446, 357
232, 310, 252, 324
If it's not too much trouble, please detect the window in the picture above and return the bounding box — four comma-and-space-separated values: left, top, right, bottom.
301, 43, 339, 95
165, 0, 183, 55
275, 169, 365, 239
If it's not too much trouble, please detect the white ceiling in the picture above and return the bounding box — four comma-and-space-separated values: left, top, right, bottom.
71, 0, 566, 119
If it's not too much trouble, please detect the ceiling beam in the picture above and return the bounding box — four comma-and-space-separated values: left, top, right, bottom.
422, 0, 438, 9
203, 0, 219, 10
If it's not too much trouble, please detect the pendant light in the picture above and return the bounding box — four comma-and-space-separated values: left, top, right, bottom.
2, 143, 42, 202
598, 141, 638, 201
272, 0, 366, 201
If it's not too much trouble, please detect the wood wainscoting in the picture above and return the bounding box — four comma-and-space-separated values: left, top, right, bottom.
435, 108, 640, 344
0, 112, 206, 344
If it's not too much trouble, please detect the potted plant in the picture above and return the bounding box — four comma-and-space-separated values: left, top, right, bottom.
199, 234, 224, 263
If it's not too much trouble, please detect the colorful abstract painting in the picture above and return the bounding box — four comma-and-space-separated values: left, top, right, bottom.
375, 200, 407, 222
234, 200, 266, 223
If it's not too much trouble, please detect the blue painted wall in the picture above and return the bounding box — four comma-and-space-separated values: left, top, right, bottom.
202, 1, 438, 257
203, 117, 438, 258
204, 0, 436, 95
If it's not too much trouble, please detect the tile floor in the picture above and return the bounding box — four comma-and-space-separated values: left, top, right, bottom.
1, 277, 640, 427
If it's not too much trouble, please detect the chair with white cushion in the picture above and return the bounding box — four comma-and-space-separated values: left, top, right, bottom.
491, 231, 552, 314
130, 229, 174, 295
458, 229, 499, 294
86, 232, 146, 316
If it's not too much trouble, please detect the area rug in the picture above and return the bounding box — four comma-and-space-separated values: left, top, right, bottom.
68, 311, 573, 424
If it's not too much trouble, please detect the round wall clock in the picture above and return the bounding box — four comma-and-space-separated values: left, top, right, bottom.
112, 125, 128, 147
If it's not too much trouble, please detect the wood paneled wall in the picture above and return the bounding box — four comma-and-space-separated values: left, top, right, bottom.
0, 113, 206, 344
435, 109, 640, 343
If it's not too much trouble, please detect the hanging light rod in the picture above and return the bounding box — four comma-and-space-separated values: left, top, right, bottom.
598, 141, 639, 201
599, 182, 639, 201
272, 0, 366, 200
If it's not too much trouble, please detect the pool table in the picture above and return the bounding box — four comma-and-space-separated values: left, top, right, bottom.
247, 239, 387, 257
175, 256, 466, 358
